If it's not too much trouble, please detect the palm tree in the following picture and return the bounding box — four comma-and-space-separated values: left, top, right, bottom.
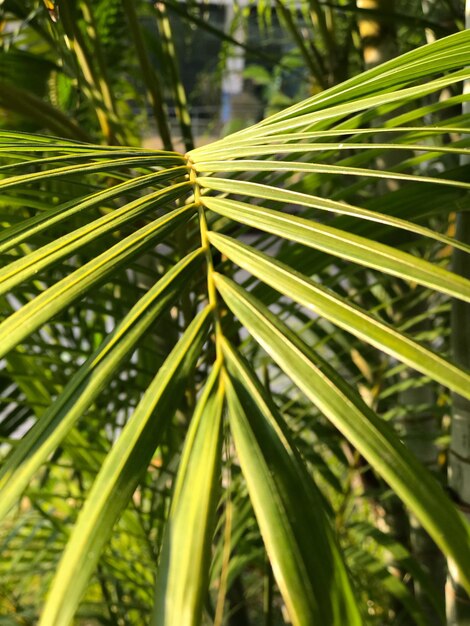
1, 8, 470, 626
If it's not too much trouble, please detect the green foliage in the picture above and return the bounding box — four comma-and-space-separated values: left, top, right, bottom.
1, 2, 470, 625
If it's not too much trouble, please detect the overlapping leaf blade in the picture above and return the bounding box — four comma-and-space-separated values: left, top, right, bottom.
0, 166, 187, 254
0, 249, 204, 522
38, 307, 212, 626
202, 195, 470, 301
214, 274, 470, 595
0, 183, 192, 294
153, 363, 224, 626
208, 231, 470, 398
223, 339, 362, 626
0, 204, 196, 359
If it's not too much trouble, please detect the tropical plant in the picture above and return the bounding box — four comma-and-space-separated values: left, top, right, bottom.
1, 13, 470, 626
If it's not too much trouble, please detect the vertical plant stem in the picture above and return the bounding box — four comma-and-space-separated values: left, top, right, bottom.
274, 0, 326, 89
188, 157, 223, 359
356, 0, 397, 68
155, 2, 194, 151
121, 0, 173, 151
307, 0, 336, 84
421, 0, 437, 43
58, 1, 116, 143
79, 0, 126, 142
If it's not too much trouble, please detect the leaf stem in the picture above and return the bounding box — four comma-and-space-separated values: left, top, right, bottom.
187, 156, 223, 361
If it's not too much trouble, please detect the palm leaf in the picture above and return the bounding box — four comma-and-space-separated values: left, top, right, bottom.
223, 339, 362, 626
1, 30, 470, 624
38, 307, 211, 626
153, 362, 224, 626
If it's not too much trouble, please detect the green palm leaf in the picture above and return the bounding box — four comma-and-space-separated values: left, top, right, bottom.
0, 204, 195, 358
209, 231, 470, 398
39, 307, 211, 626
214, 273, 470, 594
1, 28, 470, 625
153, 362, 224, 626
224, 339, 362, 626
0, 249, 204, 522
